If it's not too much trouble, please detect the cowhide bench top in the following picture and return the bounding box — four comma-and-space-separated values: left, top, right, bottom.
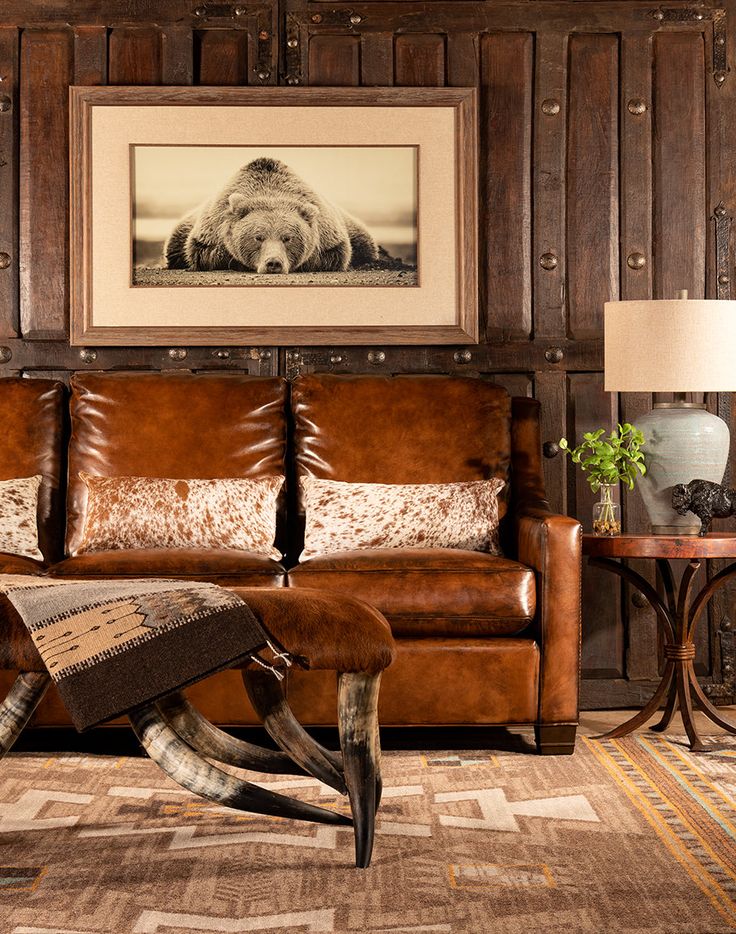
0, 586, 396, 869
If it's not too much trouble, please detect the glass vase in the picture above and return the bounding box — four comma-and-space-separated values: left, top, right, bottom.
592, 484, 621, 536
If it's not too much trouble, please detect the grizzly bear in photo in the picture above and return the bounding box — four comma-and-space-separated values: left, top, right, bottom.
164, 157, 379, 274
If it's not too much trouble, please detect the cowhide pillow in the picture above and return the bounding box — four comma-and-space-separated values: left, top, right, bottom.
75, 474, 284, 559
0, 475, 43, 562
300, 476, 505, 560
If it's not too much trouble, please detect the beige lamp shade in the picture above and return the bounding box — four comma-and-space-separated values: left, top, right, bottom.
604, 299, 736, 392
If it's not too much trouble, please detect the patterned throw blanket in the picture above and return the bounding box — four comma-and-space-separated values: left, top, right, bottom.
0, 575, 290, 732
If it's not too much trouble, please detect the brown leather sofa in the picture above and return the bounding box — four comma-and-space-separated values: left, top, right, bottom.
0, 372, 581, 753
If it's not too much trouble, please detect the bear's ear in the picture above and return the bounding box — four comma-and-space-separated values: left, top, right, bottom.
228, 193, 252, 217
298, 202, 319, 223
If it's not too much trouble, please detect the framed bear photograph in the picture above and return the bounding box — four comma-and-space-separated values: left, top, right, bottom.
69, 86, 477, 346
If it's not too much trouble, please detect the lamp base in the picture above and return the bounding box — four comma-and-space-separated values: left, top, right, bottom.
636, 404, 730, 535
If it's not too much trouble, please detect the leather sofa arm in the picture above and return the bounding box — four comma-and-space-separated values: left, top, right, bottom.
517, 505, 582, 725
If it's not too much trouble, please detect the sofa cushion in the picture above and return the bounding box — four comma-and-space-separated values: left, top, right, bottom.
66, 372, 287, 556
50, 549, 286, 586
300, 476, 504, 560
292, 374, 511, 484
75, 474, 283, 559
0, 553, 46, 575
0, 378, 65, 563
289, 374, 511, 561
0, 475, 44, 560
288, 548, 535, 636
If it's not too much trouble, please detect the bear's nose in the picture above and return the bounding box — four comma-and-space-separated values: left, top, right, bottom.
265, 259, 283, 273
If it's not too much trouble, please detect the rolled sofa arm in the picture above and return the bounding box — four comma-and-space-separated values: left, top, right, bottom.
517, 506, 582, 726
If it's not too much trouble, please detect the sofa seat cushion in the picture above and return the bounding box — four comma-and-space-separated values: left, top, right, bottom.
0, 552, 46, 575
288, 548, 535, 636
49, 549, 286, 586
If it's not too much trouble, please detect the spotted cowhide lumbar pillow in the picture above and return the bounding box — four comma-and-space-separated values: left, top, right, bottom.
75, 474, 284, 558
300, 476, 506, 560
0, 475, 44, 561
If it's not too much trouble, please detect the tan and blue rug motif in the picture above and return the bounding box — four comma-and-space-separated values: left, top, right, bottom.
1, 734, 736, 932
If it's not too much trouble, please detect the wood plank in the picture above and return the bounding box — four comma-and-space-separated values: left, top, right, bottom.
532, 31, 567, 338
535, 370, 566, 515
73, 26, 106, 85
567, 34, 619, 339
480, 33, 532, 341
161, 25, 194, 85
618, 34, 656, 683
620, 34, 652, 300
19, 29, 72, 340
569, 372, 622, 679
447, 32, 478, 88
197, 29, 248, 85
308, 35, 360, 86
619, 391, 659, 681
653, 33, 706, 299
0, 28, 19, 339
3, 335, 602, 372
491, 373, 532, 399
360, 33, 393, 86
394, 35, 446, 87
0, 1, 697, 33
108, 27, 162, 85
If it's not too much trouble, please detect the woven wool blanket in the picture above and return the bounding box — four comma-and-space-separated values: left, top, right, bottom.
0, 575, 290, 731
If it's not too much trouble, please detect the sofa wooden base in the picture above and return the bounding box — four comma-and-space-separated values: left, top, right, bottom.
534, 724, 577, 755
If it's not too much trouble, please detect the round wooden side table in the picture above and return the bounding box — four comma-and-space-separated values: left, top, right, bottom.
583, 533, 736, 751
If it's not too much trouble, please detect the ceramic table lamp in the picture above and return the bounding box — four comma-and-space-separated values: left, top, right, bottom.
604, 291, 736, 534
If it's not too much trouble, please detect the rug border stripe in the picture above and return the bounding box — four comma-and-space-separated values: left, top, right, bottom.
662, 737, 736, 813
583, 737, 736, 929
639, 736, 736, 839
611, 738, 736, 887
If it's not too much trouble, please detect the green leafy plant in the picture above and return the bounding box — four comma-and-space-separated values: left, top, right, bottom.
558, 423, 647, 493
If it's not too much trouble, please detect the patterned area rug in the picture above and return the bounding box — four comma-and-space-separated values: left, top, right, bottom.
1, 734, 735, 932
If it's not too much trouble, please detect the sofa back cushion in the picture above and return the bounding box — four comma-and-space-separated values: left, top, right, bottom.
0, 378, 65, 563
290, 375, 511, 558
66, 372, 287, 556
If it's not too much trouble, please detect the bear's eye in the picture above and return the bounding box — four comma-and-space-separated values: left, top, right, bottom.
254, 235, 265, 242
282, 235, 292, 243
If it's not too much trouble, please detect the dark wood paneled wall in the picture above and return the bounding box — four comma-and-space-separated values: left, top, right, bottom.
1, 0, 735, 707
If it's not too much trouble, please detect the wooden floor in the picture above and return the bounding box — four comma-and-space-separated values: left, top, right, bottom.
577, 706, 736, 737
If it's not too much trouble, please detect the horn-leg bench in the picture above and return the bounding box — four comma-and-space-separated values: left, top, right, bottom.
0, 587, 396, 869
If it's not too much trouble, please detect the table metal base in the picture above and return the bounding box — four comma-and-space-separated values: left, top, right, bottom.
589, 556, 736, 752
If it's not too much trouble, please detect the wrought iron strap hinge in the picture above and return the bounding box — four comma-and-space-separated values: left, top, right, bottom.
284, 13, 302, 86
649, 7, 729, 85
285, 350, 303, 381
713, 202, 732, 301
712, 202, 733, 485
285, 8, 366, 85
254, 10, 274, 83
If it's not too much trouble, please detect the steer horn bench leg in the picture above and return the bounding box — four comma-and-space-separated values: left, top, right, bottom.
0, 672, 50, 758
338, 671, 382, 869
156, 691, 310, 777
129, 702, 351, 827
243, 669, 347, 795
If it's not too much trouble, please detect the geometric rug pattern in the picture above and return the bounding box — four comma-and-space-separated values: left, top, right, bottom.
0, 735, 734, 932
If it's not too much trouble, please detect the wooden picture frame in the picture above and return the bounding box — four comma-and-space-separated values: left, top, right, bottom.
69, 86, 478, 347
